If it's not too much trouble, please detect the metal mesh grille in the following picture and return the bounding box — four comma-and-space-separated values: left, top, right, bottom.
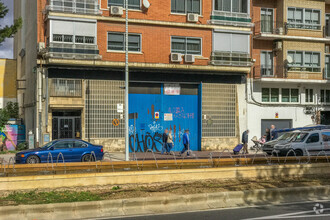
85, 80, 125, 138
202, 84, 237, 137
50, 78, 82, 97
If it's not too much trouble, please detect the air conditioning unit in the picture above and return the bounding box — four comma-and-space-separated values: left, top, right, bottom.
326, 45, 330, 54
274, 27, 284, 35
37, 42, 45, 53
171, 53, 182, 62
274, 41, 282, 50
111, 6, 123, 16
187, 13, 199, 23
185, 54, 195, 63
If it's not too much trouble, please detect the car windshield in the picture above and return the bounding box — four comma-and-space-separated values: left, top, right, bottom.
40, 140, 57, 149
292, 133, 308, 142
277, 133, 295, 141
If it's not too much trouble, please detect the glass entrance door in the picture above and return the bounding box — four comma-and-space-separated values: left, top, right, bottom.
52, 112, 81, 140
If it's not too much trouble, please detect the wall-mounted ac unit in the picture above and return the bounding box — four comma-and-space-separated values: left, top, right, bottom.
326, 45, 330, 53
111, 6, 123, 16
187, 13, 199, 23
171, 53, 182, 62
274, 27, 284, 35
185, 54, 195, 63
37, 42, 45, 53
273, 41, 282, 50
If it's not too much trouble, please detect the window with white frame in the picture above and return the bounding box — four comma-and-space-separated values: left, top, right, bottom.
287, 7, 321, 30
260, 51, 273, 76
305, 89, 313, 103
171, 0, 201, 14
287, 51, 321, 72
213, 32, 249, 53
107, 32, 141, 52
282, 88, 299, 103
262, 88, 279, 102
171, 37, 202, 55
108, 0, 140, 10
214, 0, 248, 13
320, 89, 330, 103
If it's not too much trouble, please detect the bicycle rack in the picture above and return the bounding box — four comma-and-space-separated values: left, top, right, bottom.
55, 152, 66, 174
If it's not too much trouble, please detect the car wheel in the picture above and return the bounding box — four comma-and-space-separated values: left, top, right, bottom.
294, 149, 303, 157
26, 155, 40, 164
82, 154, 95, 162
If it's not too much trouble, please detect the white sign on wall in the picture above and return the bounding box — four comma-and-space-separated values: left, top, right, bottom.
164, 84, 180, 95
117, 103, 123, 113
164, 113, 173, 121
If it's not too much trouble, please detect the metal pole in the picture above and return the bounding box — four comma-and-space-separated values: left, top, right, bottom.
125, 0, 129, 161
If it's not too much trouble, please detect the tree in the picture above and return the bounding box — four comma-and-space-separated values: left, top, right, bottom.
0, 102, 19, 129
0, 0, 22, 44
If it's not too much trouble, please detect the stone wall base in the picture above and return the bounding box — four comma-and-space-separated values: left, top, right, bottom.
201, 137, 240, 151
89, 138, 125, 152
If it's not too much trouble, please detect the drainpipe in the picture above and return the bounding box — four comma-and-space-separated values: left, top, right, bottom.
37, 67, 43, 146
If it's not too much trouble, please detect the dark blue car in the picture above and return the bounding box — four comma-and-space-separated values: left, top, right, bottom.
15, 139, 104, 164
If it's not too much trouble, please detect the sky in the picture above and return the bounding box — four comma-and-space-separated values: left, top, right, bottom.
0, 0, 14, 59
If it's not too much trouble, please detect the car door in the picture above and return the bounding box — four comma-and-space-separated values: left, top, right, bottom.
71, 140, 89, 162
321, 131, 330, 155
52, 140, 74, 162
304, 133, 323, 155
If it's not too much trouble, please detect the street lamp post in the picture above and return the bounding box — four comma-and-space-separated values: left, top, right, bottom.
125, 0, 129, 161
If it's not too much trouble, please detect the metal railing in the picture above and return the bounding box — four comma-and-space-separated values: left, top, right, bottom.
254, 21, 288, 35
46, 42, 102, 60
50, 78, 82, 97
210, 51, 252, 67
253, 65, 324, 79
46, 0, 101, 15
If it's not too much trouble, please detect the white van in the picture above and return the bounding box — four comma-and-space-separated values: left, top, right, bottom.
273, 129, 330, 156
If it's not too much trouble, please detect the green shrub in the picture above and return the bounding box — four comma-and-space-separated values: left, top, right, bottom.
16, 142, 28, 151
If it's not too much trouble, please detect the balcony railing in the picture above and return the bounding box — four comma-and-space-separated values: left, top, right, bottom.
50, 79, 82, 97
209, 10, 252, 27
46, 0, 101, 15
210, 51, 252, 67
254, 21, 288, 35
46, 42, 102, 60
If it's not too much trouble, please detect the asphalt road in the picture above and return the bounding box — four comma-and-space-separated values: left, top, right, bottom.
100, 200, 330, 220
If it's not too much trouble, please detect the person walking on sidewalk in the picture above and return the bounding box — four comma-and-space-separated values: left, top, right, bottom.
180, 129, 190, 157
167, 130, 174, 153
161, 129, 168, 154
242, 129, 249, 154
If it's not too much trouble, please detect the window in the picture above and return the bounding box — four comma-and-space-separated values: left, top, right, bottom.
287, 7, 320, 30
75, 36, 95, 44
171, 37, 202, 55
261, 8, 274, 33
214, 0, 248, 13
107, 32, 141, 52
322, 132, 330, 142
53, 34, 74, 43
287, 51, 321, 72
108, 0, 140, 10
262, 88, 279, 102
54, 141, 74, 149
171, 0, 201, 14
326, 55, 330, 79
260, 51, 273, 76
282, 88, 299, 103
74, 141, 88, 148
305, 89, 313, 103
213, 32, 249, 53
320, 89, 330, 103
306, 133, 319, 143
50, 79, 82, 97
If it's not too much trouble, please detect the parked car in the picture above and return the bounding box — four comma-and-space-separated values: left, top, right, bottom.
273, 130, 330, 156
262, 131, 301, 155
15, 139, 104, 164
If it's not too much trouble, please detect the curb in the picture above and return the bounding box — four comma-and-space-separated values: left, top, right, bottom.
0, 185, 329, 220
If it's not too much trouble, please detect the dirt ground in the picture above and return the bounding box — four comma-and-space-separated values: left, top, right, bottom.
1, 175, 329, 200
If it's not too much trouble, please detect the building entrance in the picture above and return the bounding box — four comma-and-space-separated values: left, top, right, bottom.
52, 111, 81, 139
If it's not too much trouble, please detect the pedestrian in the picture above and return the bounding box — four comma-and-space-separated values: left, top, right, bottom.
167, 130, 174, 153
270, 125, 278, 140
180, 129, 190, 157
161, 129, 168, 155
265, 128, 271, 142
242, 129, 249, 154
